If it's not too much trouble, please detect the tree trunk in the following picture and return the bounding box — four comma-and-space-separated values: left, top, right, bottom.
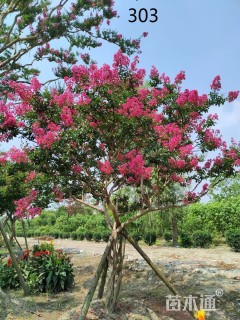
97, 258, 108, 299
79, 237, 114, 320
22, 220, 29, 250
172, 213, 179, 247
0, 219, 29, 296
105, 233, 126, 314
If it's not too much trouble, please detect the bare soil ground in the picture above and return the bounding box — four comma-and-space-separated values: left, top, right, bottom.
0, 238, 240, 320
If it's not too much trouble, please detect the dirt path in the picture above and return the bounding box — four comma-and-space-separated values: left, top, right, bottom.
2, 238, 239, 320
18, 237, 240, 269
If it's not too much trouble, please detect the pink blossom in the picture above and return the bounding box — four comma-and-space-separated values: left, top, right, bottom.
25, 171, 36, 183
32, 122, 60, 149
168, 158, 186, 169
210, 75, 221, 91
118, 152, 152, 183
8, 148, 28, 163
138, 89, 149, 101
234, 159, 240, 166
53, 186, 64, 201
170, 174, 185, 183
174, 71, 185, 84
0, 154, 7, 164
113, 50, 130, 68
2, 113, 17, 128
160, 73, 170, 84
228, 91, 239, 102
202, 183, 209, 191
90, 122, 98, 128
72, 164, 83, 173
119, 97, 150, 118
61, 106, 74, 127
14, 190, 42, 218
190, 157, 199, 168
188, 90, 199, 104
179, 144, 193, 157
98, 161, 113, 175
214, 156, 223, 166
150, 66, 159, 78
30, 77, 41, 91
204, 159, 212, 169
183, 191, 198, 204
71, 65, 89, 83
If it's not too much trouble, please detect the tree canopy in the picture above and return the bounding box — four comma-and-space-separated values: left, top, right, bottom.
1, 51, 239, 224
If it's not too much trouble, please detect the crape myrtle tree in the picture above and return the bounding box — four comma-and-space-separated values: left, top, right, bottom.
1, 51, 240, 317
0, 0, 142, 87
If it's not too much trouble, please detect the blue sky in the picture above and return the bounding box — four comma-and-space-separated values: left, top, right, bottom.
90, 0, 240, 144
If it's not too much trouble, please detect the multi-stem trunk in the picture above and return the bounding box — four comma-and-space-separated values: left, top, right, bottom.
105, 231, 126, 314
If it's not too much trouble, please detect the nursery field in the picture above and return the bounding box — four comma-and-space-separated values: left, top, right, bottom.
1, 238, 239, 320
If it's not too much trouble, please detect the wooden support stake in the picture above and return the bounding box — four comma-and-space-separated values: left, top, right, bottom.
123, 230, 195, 319
0, 219, 29, 296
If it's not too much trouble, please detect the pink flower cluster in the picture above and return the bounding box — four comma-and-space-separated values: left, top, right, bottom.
61, 106, 74, 127
14, 190, 42, 218
98, 160, 113, 175
210, 75, 221, 91
25, 171, 36, 183
174, 71, 185, 84
176, 89, 207, 107
228, 91, 239, 102
32, 122, 61, 148
204, 129, 223, 148
71, 164, 83, 173
8, 147, 28, 163
118, 150, 152, 184
119, 97, 150, 118
154, 123, 182, 151
113, 50, 130, 68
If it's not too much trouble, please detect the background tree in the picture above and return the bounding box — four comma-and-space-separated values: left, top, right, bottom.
208, 172, 240, 201
1, 51, 240, 317
0, 158, 30, 244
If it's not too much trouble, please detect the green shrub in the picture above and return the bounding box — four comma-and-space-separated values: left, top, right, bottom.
192, 231, 212, 248
180, 232, 192, 247
51, 230, 60, 239
93, 232, 102, 242
71, 231, 78, 240
77, 232, 85, 241
101, 232, 109, 242
0, 258, 19, 289
163, 231, 173, 242
85, 231, 93, 241
132, 233, 142, 242
226, 229, 240, 252
0, 242, 74, 293
144, 232, 157, 246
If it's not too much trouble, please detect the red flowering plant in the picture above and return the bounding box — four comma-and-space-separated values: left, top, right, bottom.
0, 243, 74, 292
1, 51, 239, 313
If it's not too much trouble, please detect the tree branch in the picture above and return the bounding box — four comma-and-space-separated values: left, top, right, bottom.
72, 197, 105, 214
